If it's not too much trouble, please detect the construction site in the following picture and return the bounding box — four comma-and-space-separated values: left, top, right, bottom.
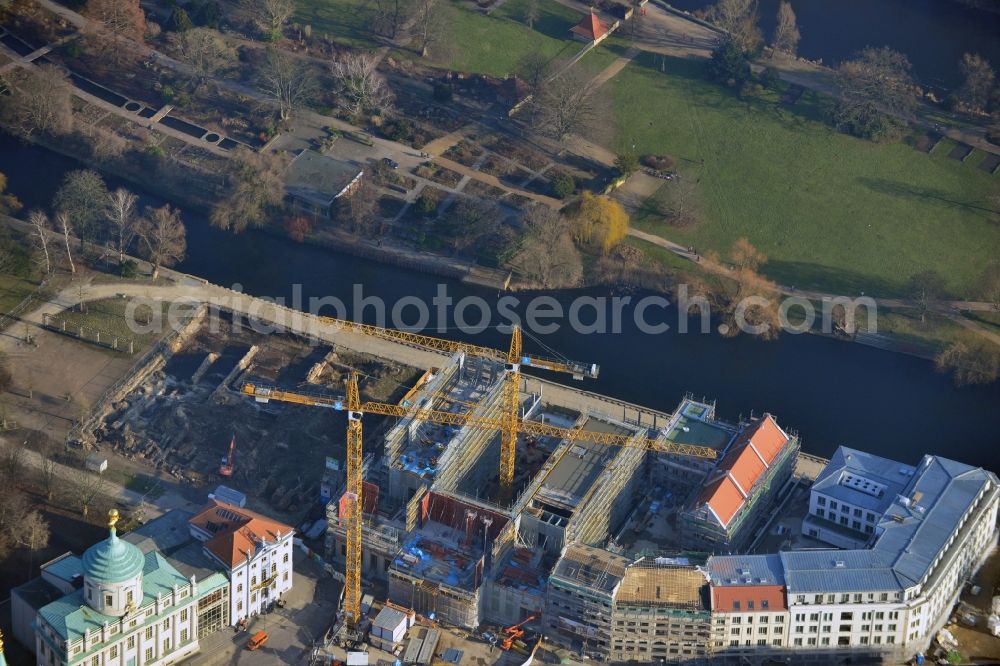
66, 291, 804, 663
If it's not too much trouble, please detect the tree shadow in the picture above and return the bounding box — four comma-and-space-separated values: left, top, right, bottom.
762, 259, 904, 298
857, 177, 998, 216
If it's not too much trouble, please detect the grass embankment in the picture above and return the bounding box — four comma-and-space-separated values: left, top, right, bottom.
611, 52, 1000, 299
49, 297, 175, 352
297, 0, 616, 78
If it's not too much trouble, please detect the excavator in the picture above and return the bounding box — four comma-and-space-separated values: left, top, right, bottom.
219, 435, 235, 477
501, 614, 539, 651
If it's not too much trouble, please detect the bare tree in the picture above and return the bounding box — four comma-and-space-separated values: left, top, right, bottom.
772, 1, 800, 56
72, 467, 107, 518
39, 453, 58, 502
906, 269, 947, 323
835, 47, 916, 139
176, 28, 236, 87
705, 0, 762, 54
0, 65, 73, 137
242, 0, 295, 39
517, 51, 552, 92
509, 206, 582, 288
18, 510, 51, 575
334, 171, 380, 236
211, 148, 289, 232
84, 0, 146, 60
56, 212, 76, 274
530, 68, 597, 141
369, 0, 409, 39
54, 170, 110, 247
0, 485, 28, 557
957, 53, 996, 115
257, 47, 317, 121
137, 205, 186, 279
413, 0, 450, 58
106, 187, 138, 264
524, 0, 539, 28
28, 210, 51, 275
981, 262, 1000, 312
656, 177, 701, 228
331, 52, 394, 117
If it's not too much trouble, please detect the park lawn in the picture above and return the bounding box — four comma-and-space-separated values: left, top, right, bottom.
611, 52, 1000, 299
295, 0, 376, 49
0, 273, 39, 315
436, 2, 581, 77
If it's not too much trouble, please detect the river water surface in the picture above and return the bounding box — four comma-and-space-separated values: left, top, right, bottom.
3, 136, 999, 471
667, 0, 1000, 91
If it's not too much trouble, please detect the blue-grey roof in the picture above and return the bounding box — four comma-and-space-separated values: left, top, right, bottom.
783, 454, 998, 594
706, 554, 784, 587
780, 550, 905, 594
812, 446, 915, 515
82, 527, 145, 585
42, 554, 84, 585
39, 552, 191, 641
373, 606, 408, 631
874, 456, 995, 587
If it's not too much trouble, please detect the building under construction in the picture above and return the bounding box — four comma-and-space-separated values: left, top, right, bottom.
325, 351, 743, 630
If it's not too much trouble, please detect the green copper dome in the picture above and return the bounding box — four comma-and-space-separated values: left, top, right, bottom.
83, 510, 144, 584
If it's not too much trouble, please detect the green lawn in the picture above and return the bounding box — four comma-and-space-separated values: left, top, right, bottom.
611, 52, 1000, 298
437, 1, 582, 77
295, 0, 376, 49
0, 273, 39, 316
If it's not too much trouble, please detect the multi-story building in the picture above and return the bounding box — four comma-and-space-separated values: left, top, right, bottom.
29, 510, 229, 666
188, 500, 295, 625
803, 446, 915, 548
706, 554, 789, 657
680, 414, 799, 551
710, 450, 1000, 663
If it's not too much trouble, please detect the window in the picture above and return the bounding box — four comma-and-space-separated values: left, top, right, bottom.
839, 625, 851, 632
92, 657, 99, 666
761, 599, 769, 610
841, 612, 853, 621
146, 627, 153, 639
821, 637, 830, 646
105, 594, 113, 606
887, 636, 895, 644
127, 589, 134, 604
757, 639, 767, 646
237, 584, 243, 593
772, 639, 782, 646
731, 628, 740, 636
860, 636, 869, 645
283, 572, 289, 581
817, 508, 825, 518
128, 636, 135, 649
854, 508, 862, 517
163, 618, 170, 629
181, 609, 188, 622
866, 512, 876, 522
865, 525, 874, 534
181, 629, 189, 644
793, 638, 802, 646
163, 637, 171, 653
748, 600, 754, 610
110, 646, 118, 658
761, 616, 769, 623
888, 624, 897, 631
145, 647, 154, 660
817, 497, 826, 506
733, 601, 740, 610
862, 624, 870, 632
807, 637, 817, 646
838, 637, 850, 646
852, 520, 861, 530
795, 614, 805, 622
758, 627, 767, 635
283, 553, 289, 563
853, 594, 862, 603
830, 501, 838, 510
237, 600, 243, 611
839, 594, 849, 603
874, 636, 882, 644
822, 626, 831, 633
730, 640, 739, 647
809, 613, 819, 621
774, 627, 783, 635
840, 516, 849, 526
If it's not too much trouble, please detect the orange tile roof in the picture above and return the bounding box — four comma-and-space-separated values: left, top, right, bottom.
189, 500, 292, 569
698, 476, 745, 527
727, 446, 766, 494
693, 415, 792, 528
746, 414, 788, 465
570, 13, 609, 41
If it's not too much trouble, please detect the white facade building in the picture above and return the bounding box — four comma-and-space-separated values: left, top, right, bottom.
188, 500, 295, 625
31, 510, 229, 666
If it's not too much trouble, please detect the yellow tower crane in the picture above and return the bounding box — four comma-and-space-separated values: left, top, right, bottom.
242, 373, 717, 627
316, 321, 598, 498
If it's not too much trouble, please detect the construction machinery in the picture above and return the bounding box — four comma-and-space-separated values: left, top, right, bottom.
219, 435, 235, 477
239, 323, 710, 635
501, 614, 539, 650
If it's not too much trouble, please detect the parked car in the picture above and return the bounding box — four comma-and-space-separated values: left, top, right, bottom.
247, 631, 269, 650
382, 157, 399, 169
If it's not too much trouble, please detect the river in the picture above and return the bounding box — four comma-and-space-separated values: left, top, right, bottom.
667, 0, 1000, 91
3, 135, 1000, 471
